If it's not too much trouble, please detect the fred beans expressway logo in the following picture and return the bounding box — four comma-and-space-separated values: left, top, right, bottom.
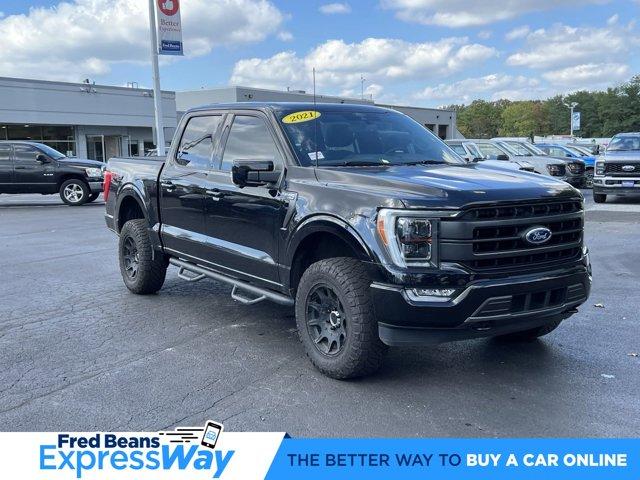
38, 422, 233, 479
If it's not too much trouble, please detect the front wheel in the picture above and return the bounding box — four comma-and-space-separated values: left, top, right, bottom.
593, 193, 607, 203
585, 168, 594, 188
59, 179, 89, 206
295, 257, 388, 379
118, 219, 167, 294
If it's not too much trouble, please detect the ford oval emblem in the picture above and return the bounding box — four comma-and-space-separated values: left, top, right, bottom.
622, 165, 635, 172
523, 226, 553, 245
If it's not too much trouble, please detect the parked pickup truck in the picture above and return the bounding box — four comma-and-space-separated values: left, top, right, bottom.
0, 141, 104, 205
592, 132, 640, 203
104, 103, 591, 379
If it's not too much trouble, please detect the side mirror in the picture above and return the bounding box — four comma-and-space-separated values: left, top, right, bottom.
36, 153, 50, 163
231, 160, 280, 188
496, 154, 509, 161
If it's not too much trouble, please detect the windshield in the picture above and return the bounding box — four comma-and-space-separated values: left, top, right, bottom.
280, 109, 463, 167
607, 135, 640, 152
464, 142, 483, 158
475, 142, 510, 159
496, 141, 521, 156
36, 143, 66, 160
505, 141, 532, 156
566, 146, 586, 157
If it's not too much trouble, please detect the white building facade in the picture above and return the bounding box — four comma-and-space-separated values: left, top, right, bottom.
0, 77, 177, 161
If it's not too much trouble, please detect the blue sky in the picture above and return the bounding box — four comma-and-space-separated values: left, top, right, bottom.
0, 0, 638, 106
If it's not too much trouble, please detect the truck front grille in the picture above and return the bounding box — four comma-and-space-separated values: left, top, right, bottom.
440, 199, 584, 273
604, 162, 640, 176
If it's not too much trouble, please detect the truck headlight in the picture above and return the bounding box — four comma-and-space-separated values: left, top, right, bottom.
376, 209, 439, 267
85, 167, 103, 178
546, 164, 563, 176
595, 162, 605, 176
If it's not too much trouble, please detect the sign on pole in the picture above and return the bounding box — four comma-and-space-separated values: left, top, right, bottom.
571, 112, 581, 131
157, 0, 183, 56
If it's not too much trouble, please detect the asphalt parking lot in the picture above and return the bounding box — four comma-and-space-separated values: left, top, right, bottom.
1, 191, 639, 437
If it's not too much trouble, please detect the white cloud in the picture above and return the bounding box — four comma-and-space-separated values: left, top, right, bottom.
0, 0, 284, 82
507, 23, 638, 70
607, 13, 619, 25
477, 30, 492, 39
505, 25, 530, 41
319, 3, 352, 14
542, 63, 630, 87
380, 0, 610, 27
277, 31, 294, 42
415, 74, 541, 103
230, 37, 497, 93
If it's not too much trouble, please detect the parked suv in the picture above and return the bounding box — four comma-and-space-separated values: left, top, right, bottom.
445, 140, 535, 172
592, 132, 640, 203
0, 141, 104, 205
536, 143, 595, 187
105, 103, 591, 379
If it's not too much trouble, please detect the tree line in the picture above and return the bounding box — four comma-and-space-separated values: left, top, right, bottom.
445, 76, 640, 139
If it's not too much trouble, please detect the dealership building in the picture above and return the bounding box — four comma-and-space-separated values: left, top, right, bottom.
0, 77, 458, 162
176, 86, 460, 140
0, 76, 177, 161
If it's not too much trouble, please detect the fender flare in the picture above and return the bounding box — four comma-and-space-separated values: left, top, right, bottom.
114, 184, 148, 232
285, 214, 373, 267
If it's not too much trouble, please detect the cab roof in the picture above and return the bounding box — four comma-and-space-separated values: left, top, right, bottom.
186, 102, 394, 115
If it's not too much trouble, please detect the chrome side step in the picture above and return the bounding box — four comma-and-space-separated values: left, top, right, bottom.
169, 258, 294, 306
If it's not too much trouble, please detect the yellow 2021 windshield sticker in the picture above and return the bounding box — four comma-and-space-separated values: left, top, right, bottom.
282, 111, 321, 124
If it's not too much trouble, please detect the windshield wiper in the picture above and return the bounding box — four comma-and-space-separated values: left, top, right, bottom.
403, 160, 445, 166
326, 160, 388, 167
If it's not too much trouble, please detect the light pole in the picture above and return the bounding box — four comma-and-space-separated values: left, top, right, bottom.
565, 101, 578, 139
148, 0, 165, 156
360, 75, 366, 100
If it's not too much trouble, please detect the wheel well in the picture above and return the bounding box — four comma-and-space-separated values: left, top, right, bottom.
289, 231, 367, 294
58, 174, 87, 189
117, 196, 145, 232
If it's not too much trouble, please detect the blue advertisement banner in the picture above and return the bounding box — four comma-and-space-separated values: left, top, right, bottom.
266, 438, 640, 480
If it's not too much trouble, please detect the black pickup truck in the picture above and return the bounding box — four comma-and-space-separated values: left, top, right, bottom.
105, 103, 591, 379
0, 141, 105, 205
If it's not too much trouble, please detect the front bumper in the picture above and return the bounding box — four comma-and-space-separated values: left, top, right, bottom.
561, 174, 586, 187
593, 177, 640, 196
88, 180, 104, 193
372, 263, 591, 346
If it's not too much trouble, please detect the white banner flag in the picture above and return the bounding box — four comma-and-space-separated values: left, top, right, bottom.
156, 0, 183, 55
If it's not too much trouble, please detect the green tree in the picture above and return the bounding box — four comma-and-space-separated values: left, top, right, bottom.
456, 100, 507, 138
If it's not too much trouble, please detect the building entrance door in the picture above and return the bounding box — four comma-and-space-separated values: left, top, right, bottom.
86, 135, 105, 162
104, 135, 123, 160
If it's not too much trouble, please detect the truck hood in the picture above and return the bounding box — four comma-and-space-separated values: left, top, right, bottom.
316, 163, 579, 209
602, 150, 640, 161
58, 157, 105, 169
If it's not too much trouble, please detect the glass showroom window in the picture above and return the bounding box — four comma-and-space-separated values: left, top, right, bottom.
0, 124, 77, 156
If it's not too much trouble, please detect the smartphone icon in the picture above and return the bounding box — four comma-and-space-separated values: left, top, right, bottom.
201, 421, 223, 449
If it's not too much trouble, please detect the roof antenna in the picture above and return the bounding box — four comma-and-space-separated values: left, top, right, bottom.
313, 67, 319, 168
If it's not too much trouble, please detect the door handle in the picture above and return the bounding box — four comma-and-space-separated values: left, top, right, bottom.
161, 181, 176, 191
14, 166, 27, 170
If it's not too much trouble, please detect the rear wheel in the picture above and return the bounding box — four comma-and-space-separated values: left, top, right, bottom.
295, 257, 387, 379
119, 219, 167, 294
496, 319, 562, 342
593, 193, 607, 203
59, 179, 89, 206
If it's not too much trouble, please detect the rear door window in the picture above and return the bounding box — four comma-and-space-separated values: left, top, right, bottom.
176, 115, 223, 169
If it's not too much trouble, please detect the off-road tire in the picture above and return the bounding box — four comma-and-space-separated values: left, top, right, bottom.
496, 319, 562, 342
87, 192, 100, 203
119, 219, 167, 294
295, 257, 388, 379
59, 179, 90, 206
593, 193, 607, 203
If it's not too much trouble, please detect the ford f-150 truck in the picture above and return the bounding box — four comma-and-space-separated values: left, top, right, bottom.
104, 103, 591, 379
